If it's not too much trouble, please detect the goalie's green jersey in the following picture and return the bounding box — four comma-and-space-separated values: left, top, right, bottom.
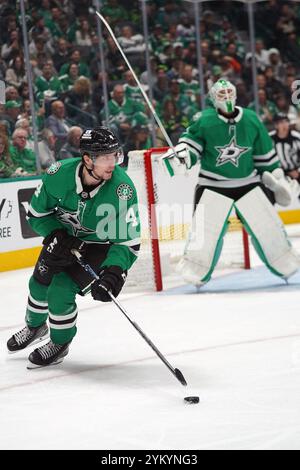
27, 158, 140, 272
179, 106, 280, 188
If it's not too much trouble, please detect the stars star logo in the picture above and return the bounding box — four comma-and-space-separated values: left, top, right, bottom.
215, 137, 249, 167
56, 208, 95, 237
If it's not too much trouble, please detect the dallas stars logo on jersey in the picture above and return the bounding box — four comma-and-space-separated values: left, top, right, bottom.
215, 136, 249, 167
56, 207, 95, 237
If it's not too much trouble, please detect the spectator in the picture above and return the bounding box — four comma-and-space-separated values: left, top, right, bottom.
0, 14, 18, 44
1, 100, 22, 135
91, 71, 114, 116
57, 126, 82, 160
245, 39, 269, 72
19, 82, 30, 101
173, 42, 185, 61
156, 2, 181, 29
236, 80, 251, 108
65, 77, 95, 127
158, 98, 185, 144
60, 63, 80, 92
163, 79, 191, 117
219, 56, 236, 82
9, 128, 37, 174
38, 128, 57, 170
52, 38, 70, 73
59, 48, 90, 78
103, 84, 146, 142
153, 68, 169, 102
178, 64, 199, 103
35, 62, 63, 104
225, 43, 242, 74
75, 18, 93, 58
249, 89, 277, 128
283, 33, 300, 68
105, 36, 127, 81
1, 30, 21, 62
45, 100, 71, 150
275, 94, 300, 129
15, 118, 34, 151
29, 35, 52, 63
128, 124, 151, 153
117, 25, 146, 69
166, 58, 185, 81
5, 55, 26, 89
0, 132, 16, 178
102, 0, 128, 28
150, 23, 166, 54
124, 70, 144, 103
140, 56, 159, 86
176, 13, 195, 43
264, 66, 286, 101
267, 48, 285, 82
44, 6, 65, 39
29, 14, 52, 45
5, 85, 20, 102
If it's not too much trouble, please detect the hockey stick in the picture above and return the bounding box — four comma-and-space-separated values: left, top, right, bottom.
95, 10, 177, 156
72, 249, 187, 387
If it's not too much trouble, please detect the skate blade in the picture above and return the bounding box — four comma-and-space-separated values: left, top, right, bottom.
7, 333, 50, 354
26, 356, 65, 370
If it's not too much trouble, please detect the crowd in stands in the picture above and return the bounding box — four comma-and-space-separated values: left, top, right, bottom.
1, 0, 300, 178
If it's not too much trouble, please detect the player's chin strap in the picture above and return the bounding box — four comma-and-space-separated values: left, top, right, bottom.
82, 159, 103, 182
85, 165, 102, 181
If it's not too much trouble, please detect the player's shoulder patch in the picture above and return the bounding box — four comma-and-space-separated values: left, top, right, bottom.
47, 161, 62, 175
192, 111, 202, 122
116, 183, 134, 201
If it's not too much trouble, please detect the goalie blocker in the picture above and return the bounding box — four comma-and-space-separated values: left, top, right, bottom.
178, 187, 300, 285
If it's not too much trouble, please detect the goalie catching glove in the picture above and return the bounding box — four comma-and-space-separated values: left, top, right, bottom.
161, 143, 192, 176
43, 229, 86, 267
91, 266, 127, 302
262, 168, 298, 206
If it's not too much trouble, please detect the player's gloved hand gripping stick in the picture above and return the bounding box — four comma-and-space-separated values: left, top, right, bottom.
161, 143, 193, 177
72, 250, 187, 387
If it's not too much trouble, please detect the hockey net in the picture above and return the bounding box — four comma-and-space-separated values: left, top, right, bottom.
126, 147, 250, 291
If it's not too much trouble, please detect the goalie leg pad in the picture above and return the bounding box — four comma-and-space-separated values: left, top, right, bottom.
235, 187, 300, 278
178, 189, 234, 284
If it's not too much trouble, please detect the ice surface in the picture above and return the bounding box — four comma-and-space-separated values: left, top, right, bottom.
1, 263, 300, 450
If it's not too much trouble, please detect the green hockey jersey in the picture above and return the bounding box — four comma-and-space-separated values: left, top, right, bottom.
28, 158, 140, 272
179, 107, 280, 188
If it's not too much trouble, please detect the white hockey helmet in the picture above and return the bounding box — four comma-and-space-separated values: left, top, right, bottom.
209, 79, 237, 114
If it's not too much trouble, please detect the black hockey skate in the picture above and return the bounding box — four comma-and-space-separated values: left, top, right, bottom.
27, 340, 71, 369
7, 324, 49, 353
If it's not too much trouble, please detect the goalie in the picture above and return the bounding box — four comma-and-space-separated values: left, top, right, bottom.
163, 79, 300, 285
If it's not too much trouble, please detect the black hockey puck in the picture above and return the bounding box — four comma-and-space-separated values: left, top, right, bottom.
184, 396, 200, 404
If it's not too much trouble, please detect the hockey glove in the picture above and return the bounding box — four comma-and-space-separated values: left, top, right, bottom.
43, 229, 86, 267
91, 266, 127, 302
262, 168, 295, 206
161, 143, 192, 177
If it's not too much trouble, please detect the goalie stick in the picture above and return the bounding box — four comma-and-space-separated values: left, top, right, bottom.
95, 10, 178, 158
72, 249, 188, 387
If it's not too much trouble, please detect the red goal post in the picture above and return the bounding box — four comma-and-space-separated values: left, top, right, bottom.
126, 147, 250, 292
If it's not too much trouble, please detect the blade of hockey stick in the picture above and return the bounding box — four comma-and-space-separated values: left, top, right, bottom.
72, 250, 187, 387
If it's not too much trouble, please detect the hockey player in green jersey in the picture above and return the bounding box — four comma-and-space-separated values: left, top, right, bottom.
162, 79, 300, 285
7, 127, 141, 368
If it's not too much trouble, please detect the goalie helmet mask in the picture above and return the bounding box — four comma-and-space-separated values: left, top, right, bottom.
210, 79, 237, 114
80, 127, 124, 165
